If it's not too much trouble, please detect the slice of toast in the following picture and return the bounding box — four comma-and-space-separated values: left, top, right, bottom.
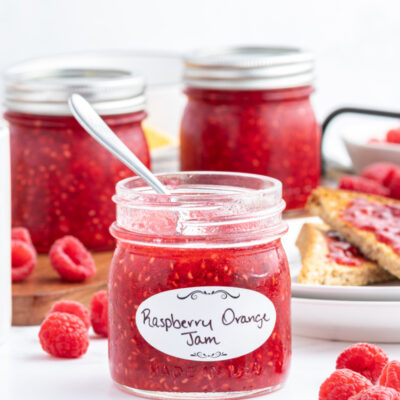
296, 223, 394, 285
306, 187, 400, 278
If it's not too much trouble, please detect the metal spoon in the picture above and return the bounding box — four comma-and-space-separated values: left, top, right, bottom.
68, 94, 170, 195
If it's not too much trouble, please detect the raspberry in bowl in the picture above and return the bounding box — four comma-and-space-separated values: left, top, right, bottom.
342, 126, 400, 173
108, 171, 291, 399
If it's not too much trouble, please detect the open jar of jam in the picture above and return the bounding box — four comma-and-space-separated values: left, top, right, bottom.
4, 63, 150, 252
180, 47, 320, 211
109, 171, 290, 399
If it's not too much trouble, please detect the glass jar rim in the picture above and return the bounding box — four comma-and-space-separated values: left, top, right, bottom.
112, 171, 287, 248
115, 170, 281, 201
3, 109, 147, 129
183, 85, 314, 102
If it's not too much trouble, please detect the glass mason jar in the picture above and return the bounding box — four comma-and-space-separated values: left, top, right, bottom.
4, 64, 150, 252
109, 172, 291, 399
180, 47, 320, 211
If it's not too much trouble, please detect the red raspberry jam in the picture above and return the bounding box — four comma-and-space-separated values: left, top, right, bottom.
6, 111, 149, 252
341, 198, 400, 256
325, 231, 364, 266
180, 47, 320, 211
4, 65, 150, 252
109, 172, 291, 399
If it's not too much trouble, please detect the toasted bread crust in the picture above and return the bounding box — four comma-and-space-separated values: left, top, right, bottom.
306, 187, 400, 278
296, 223, 394, 285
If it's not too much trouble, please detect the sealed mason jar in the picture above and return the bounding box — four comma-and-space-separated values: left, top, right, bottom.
180, 47, 320, 211
109, 171, 291, 399
4, 65, 150, 252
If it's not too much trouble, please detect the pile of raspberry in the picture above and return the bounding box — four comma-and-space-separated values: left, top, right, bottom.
11, 228, 108, 359
320, 343, 400, 400
339, 163, 400, 200
12, 228, 96, 283
39, 292, 108, 358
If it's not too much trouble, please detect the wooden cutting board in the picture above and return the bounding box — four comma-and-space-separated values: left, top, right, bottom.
12, 251, 113, 326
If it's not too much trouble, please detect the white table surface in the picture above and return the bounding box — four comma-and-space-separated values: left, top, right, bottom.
2, 327, 400, 400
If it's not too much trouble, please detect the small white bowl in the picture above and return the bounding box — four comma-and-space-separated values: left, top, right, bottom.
342, 128, 400, 173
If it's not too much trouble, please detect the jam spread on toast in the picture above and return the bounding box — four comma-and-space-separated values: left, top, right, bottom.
325, 230, 365, 266
342, 198, 400, 256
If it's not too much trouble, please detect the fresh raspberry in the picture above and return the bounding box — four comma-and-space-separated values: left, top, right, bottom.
319, 369, 372, 400
379, 360, 400, 391
339, 175, 390, 197
12, 240, 36, 282
39, 312, 89, 358
386, 128, 400, 144
361, 163, 399, 187
90, 290, 108, 337
336, 343, 389, 384
49, 236, 96, 282
388, 168, 400, 200
49, 301, 90, 330
350, 386, 400, 400
12, 227, 33, 246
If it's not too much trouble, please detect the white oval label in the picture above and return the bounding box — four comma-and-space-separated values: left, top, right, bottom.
136, 286, 276, 362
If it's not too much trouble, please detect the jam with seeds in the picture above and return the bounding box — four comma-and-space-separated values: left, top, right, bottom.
325, 230, 364, 266
109, 172, 291, 399
180, 87, 320, 211
341, 198, 400, 256
6, 111, 150, 252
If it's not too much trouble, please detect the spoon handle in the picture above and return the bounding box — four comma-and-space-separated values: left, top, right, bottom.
68, 94, 170, 195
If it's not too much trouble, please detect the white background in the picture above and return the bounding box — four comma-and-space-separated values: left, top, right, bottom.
2, 0, 400, 120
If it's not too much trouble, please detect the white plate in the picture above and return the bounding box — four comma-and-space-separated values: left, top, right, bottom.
291, 272, 400, 301
284, 217, 400, 301
292, 297, 400, 342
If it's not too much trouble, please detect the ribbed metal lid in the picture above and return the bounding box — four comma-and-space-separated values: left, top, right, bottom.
4, 61, 146, 116
184, 46, 315, 90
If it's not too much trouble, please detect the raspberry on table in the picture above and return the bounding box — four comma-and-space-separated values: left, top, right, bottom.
90, 290, 108, 337
49, 236, 96, 282
379, 360, 400, 391
339, 175, 390, 197
12, 239, 37, 283
349, 386, 400, 400
12, 227, 33, 246
49, 301, 90, 330
319, 369, 372, 400
361, 163, 399, 187
39, 312, 89, 358
336, 343, 389, 384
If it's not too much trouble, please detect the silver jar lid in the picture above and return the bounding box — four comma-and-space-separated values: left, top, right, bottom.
184, 46, 315, 90
4, 60, 146, 116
